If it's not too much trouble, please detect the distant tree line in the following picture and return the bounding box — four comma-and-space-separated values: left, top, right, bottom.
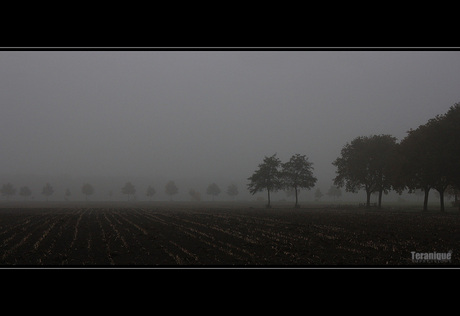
312, 185, 342, 202
1, 183, 56, 201
0, 180, 240, 203
188, 183, 239, 202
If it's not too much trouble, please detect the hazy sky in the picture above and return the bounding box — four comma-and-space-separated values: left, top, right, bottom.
1, 50, 460, 190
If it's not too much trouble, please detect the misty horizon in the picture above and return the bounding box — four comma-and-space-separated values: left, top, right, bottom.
1, 50, 460, 201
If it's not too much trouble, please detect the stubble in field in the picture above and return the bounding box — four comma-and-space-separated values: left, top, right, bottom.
0, 207, 458, 266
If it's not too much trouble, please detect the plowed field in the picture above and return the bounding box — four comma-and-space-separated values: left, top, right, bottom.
0, 207, 459, 266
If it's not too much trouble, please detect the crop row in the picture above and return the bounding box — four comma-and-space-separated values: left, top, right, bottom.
0, 208, 458, 266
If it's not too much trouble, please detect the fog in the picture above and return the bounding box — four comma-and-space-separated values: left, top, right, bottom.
1, 50, 460, 201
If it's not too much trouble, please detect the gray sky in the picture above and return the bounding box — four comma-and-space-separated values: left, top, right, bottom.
1, 50, 460, 195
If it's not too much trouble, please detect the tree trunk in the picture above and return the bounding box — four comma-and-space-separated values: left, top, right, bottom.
294, 186, 299, 208
366, 190, 371, 208
423, 188, 430, 211
439, 189, 445, 212
378, 190, 383, 209
267, 189, 271, 208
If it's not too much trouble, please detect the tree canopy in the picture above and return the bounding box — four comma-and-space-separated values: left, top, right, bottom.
398, 103, 460, 211
327, 185, 342, 200
282, 154, 317, 208
1, 183, 16, 200
226, 184, 239, 198
206, 183, 221, 201
332, 134, 397, 208
314, 188, 323, 201
146, 185, 156, 199
189, 189, 201, 201
19, 186, 32, 200
165, 181, 179, 200
41, 183, 54, 201
247, 154, 283, 208
81, 183, 94, 201
330, 103, 460, 212
65, 188, 71, 201
121, 182, 136, 201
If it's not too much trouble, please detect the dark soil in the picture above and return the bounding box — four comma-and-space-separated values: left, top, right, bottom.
0, 206, 459, 267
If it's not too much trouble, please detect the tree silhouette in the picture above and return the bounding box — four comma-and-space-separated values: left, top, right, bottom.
81, 183, 94, 201
19, 186, 32, 201
65, 188, 71, 201
371, 135, 399, 208
326, 185, 342, 200
432, 103, 460, 211
189, 189, 201, 202
446, 185, 460, 207
443, 104, 460, 197
165, 181, 178, 201
206, 183, 221, 201
227, 184, 239, 199
146, 185, 156, 200
399, 116, 452, 211
1, 183, 16, 200
314, 188, 323, 201
333, 135, 397, 208
41, 183, 54, 201
282, 154, 317, 208
121, 182, 136, 201
247, 154, 283, 208
399, 125, 433, 210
